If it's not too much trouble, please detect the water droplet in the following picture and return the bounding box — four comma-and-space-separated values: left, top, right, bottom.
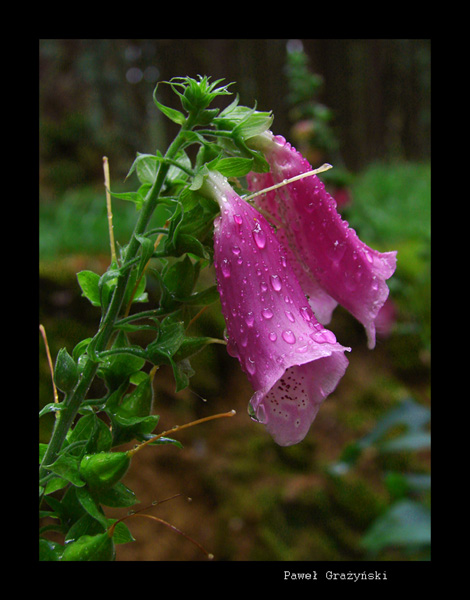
300, 306, 312, 321
221, 259, 231, 278
262, 308, 273, 320
233, 214, 243, 234
285, 310, 295, 323
246, 356, 256, 375
268, 332, 277, 342
231, 245, 241, 256
282, 330, 296, 344
270, 275, 282, 291
311, 330, 336, 344
296, 344, 309, 353
260, 281, 268, 292
252, 221, 266, 249
245, 312, 254, 327
256, 403, 267, 423
354, 265, 363, 282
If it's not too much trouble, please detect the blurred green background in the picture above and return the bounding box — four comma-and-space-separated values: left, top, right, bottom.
39, 39, 430, 561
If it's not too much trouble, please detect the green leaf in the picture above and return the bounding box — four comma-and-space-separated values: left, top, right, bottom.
95, 483, 138, 508
44, 475, 69, 495
77, 270, 101, 307
146, 317, 185, 365
173, 336, 223, 362
75, 485, 110, 529
161, 255, 196, 305
45, 453, 85, 487
67, 413, 113, 456
39, 538, 63, 561
184, 285, 219, 306
173, 233, 208, 260
65, 512, 106, 544
109, 189, 145, 209
128, 153, 158, 185
97, 331, 146, 390
72, 338, 93, 361
234, 111, 273, 140
215, 102, 273, 140
39, 402, 65, 418
111, 413, 160, 446
361, 500, 430, 553
171, 357, 195, 392
110, 520, 136, 545
153, 84, 186, 124
209, 156, 254, 177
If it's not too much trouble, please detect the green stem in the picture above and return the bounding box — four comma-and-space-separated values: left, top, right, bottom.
39, 116, 196, 479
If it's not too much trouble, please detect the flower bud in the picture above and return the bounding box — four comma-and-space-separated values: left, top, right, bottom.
54, 348, 79, 393
79, 452, 130, 491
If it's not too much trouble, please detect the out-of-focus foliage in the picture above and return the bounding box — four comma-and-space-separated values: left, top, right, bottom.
346, 161, 431, 351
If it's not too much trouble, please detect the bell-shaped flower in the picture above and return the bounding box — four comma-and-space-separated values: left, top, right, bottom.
247, 132, 397, 349
203, 170, 350, 446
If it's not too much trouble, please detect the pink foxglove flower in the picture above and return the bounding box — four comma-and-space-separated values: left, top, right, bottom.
204, 170, 350, 446
247, 132, 397, 349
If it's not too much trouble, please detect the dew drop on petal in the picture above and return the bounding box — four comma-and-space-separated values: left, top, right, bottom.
311, 330, 336, 344
221, 259, 231, 278
262, 308, 274, 320
269, 332, 277, 342
285, 310, 295, 323
270, 275, 282, 291
252, 222, 266, 249
282, 330, 296, 344
233, 214, 243, 234
245, 312, 254, 327
246, 356, 256, 375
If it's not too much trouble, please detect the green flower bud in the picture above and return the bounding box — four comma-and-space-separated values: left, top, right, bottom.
61, 532, 115, 561
54, 348, 79, 393
79, 452, 130, 491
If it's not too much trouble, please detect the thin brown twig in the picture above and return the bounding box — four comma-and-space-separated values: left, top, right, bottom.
39, 324, 59, 404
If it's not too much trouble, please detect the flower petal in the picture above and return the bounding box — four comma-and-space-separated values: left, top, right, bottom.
248, 132, 397, 349
204, 170, 350, 445
247, 169, 338, 325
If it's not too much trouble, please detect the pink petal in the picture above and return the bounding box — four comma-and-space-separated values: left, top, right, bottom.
248, 132, 397, 349
205, 171, 350, 446
247, 169, 338, 325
